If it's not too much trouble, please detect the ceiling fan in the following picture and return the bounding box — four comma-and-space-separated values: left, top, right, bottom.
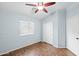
25, 2, 56, 13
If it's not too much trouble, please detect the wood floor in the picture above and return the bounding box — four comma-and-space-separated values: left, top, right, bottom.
2, 42, 76, 56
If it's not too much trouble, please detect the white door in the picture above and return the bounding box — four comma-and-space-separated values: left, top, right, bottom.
67, 16, 79, 55
43, 22, 53, 45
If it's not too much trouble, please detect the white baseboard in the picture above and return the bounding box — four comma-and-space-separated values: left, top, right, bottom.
67, 48, 79, 56
0, 40, 40, 55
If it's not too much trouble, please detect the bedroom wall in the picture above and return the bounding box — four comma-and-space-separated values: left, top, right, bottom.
57, 9, 66, 48
42, 9, 66, 48
0, 10, 41, 55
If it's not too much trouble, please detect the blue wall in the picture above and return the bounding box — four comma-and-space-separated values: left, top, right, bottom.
0, 10, 41, 54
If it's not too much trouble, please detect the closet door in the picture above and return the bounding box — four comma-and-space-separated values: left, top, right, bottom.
43, 22, 53, 45
67, 16, 79, 55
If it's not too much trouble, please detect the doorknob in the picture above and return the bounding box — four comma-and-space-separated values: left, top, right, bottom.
76, 38, 79, 40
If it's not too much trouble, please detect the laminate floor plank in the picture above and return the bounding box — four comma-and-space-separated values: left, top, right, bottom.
2, 42, 76, 56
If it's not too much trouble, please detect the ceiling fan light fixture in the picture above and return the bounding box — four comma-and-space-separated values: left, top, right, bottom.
37, 6, 44, 10
25, 2, 56, 13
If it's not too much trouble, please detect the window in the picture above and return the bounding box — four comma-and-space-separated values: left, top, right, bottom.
19, 21, 34, 36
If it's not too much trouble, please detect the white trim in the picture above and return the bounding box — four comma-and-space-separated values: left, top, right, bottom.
67, 48, 79, 56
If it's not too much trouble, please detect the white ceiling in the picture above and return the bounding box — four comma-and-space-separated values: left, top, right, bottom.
0, 2, 79, 20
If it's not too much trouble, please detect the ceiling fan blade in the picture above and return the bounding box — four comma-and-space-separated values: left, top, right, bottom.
35, 9, 39, 13
44, 2, 56, 7
43, 8, 48, 13
25, 4, 36, 6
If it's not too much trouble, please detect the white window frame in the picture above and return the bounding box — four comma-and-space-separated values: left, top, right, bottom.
19, 21, 34, 36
